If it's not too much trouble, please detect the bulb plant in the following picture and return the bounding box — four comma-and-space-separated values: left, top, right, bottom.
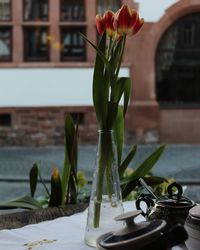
82, 4, 167, 230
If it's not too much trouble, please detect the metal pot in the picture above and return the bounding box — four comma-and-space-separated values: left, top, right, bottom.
185, 205, 200, 250
136, 182, 195, 228
96, 210, 188, 250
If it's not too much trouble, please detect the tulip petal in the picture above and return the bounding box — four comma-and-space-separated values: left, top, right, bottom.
133, 17, 144, 35
113, 4, 144, 36
103, 10, 116, 37
116, 5, 136, 35
96, 14, 105, 35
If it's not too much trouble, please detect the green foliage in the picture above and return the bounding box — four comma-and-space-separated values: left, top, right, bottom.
62, 115, 78, 204
113, 107, 124, 166
120, 146, 166, 199
0, 114, 87, 210
29, 163, 38, 197
0, 195, 42, 210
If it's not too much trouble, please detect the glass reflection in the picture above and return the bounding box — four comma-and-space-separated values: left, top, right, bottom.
24, 0, 48, 21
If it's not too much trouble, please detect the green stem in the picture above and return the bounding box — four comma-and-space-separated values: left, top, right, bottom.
107, 37, 113, 60
115, 35, 126, 78
93, 131, 114, 228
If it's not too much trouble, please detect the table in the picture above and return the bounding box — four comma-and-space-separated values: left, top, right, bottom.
0, 202, 187, 250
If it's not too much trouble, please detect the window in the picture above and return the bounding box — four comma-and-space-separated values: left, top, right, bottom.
180, 23, 195, 48
0, 27, 11, 61
156, 13, 200, 106
23, 0, 48, 21
0, 114, 11, 126
61, 27, 86, 61
0, 0, 11, 21
97, 0, 121, 14
24, 27, 49, 61
60, 0, 85, 21
70, 112, 85, 125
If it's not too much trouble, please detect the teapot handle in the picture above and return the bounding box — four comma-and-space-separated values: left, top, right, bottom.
135, 195, 154, 217
167, 182, 183, 200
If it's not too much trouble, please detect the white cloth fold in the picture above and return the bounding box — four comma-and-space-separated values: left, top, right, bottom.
0, 202, 187, 250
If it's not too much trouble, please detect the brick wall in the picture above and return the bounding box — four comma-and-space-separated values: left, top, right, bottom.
0, 107, 98, 146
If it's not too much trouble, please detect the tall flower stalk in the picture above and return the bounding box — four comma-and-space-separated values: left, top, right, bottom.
84, 4, 144, 229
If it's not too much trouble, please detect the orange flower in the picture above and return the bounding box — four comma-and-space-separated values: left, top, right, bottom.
115, 5, 143, 36
52, 166, 60, 180
96, 14, 105, 35
103, 10, 116, 37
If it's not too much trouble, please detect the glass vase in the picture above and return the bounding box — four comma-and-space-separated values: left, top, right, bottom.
84, 130, 124, 247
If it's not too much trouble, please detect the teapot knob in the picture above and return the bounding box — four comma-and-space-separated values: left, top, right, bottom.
115, 210, 142, 228
167, 182, 183, 200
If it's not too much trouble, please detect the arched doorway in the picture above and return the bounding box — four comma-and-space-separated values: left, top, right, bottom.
156, 12, 200, 107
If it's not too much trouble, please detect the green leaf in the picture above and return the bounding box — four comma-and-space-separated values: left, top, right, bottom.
92, 32, 109, 127
142, 176, 167, 185
128, 145, 166, 182
0, 195, 42, 210
110, 38, 123, 75
38, 167, 50, 198
106, 101, 118, 129
110, 77, 131, 119
112, 77, 128, 103
29, 163, 39, 197
113, 107, 124, 166
118, 144, 137, 178
80, 32, 114, 77
61, 115, 78, 205
123, 77, 131, 116
121, 176, 166, 199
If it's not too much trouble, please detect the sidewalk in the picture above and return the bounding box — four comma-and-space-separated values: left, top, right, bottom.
0, 145, 200, 201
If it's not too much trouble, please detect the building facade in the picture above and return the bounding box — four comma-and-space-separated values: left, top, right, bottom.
0, 0, 200, 145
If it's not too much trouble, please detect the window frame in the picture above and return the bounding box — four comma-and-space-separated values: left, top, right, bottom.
60, 0, 85, 22
60, 26, 86, 62
23, 0, 49, 22
0, 0, 12, 22
96, 0, 121, 14
0, 26, 12, 62
23, 26, 50, 62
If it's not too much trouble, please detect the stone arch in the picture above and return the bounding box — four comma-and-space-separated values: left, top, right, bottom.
150, 0, 200, 102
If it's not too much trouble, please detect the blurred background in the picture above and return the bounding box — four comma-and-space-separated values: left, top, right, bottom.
0, 0, 200, 202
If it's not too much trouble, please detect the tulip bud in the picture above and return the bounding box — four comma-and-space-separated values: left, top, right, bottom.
103, 10, 116, 37
49, 167, 62, 207
96, 14, 105, 35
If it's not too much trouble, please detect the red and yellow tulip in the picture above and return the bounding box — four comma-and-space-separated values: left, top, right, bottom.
96, 11, 116, 37
115, 5, 143, 36
96, 4, 143, 37
95, 14, 105, 35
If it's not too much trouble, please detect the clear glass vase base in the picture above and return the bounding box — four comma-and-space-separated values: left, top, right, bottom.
84, 130, 124, 247
84, 199, 124, 247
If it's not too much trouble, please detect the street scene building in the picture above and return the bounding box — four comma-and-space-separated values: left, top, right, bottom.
0, 0, 200, 145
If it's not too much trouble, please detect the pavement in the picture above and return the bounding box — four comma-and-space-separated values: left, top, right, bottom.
0, 144, 200, 203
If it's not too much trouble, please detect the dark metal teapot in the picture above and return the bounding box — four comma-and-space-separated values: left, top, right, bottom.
136, 182, 196, 228
97, 210, 188, 250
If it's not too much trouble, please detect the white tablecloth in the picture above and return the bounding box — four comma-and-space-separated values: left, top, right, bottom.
0, 202, 187, 250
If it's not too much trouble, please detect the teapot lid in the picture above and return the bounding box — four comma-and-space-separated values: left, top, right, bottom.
188, 204, 200, 219
97, 210, 166, 249
156, 182, 194, 208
